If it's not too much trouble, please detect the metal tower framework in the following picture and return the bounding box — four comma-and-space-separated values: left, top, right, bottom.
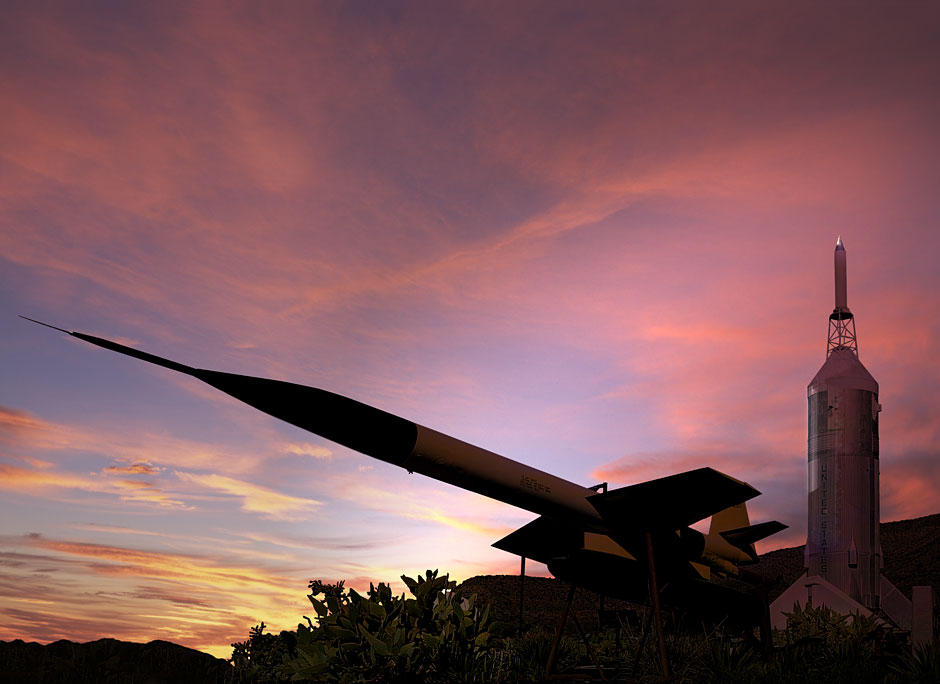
827, 308, 857, 356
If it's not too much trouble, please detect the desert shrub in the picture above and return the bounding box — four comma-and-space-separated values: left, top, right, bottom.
230, 622, 293, 682
779, 602, 883, 647
701, 640, 759, 684
235, 583, 937, 684
494, 628, 579, 683
280, 569, 501, 683
887, 641, 940, 684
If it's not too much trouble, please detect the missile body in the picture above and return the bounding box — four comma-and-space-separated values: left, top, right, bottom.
22, 320, 605, 530
199, 368, 604, 528
22, 316, 787, 630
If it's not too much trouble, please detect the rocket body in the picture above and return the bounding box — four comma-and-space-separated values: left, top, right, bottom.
806, 239, 882, 610
806, 351, 881, 608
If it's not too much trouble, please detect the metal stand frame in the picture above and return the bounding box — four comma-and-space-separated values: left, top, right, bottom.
630, 608, 654, 680
543, 584, 607, 682
740, 568, 774, 661
520, 556, 526, 635
759, 585, 772, 660
645, 532, 671, 682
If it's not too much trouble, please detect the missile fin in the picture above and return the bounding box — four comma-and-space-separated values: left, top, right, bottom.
718, 520, 788, 548
492, 516, 582, 565
719, 520, 788, 562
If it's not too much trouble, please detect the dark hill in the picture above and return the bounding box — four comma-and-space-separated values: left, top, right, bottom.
457, 574, 640, 633
457, 513, 940, 629
749, 512, 940, 601
0, 638, 233, 684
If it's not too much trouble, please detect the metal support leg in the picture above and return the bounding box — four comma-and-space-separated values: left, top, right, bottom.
570, 607, 607, 681
631, 608, 653, 680
741, 568, 773, 661
645, 532, 671, 682
520, 556, 526, 636
615, 611, 621, 653
759, 585, 772, 661
544, 583, 576, 679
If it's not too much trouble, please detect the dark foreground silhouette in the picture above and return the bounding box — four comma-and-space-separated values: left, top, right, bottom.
1, 514, 936, 683
0, 638, 233, 684
20, 317, 787, 634
457, 513, 940, 631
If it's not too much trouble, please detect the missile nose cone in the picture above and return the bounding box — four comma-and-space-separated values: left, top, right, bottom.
835, 236, 845, 251
19, 315, 71, 334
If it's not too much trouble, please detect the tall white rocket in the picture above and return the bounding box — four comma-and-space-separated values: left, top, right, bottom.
806, 237, 882, 609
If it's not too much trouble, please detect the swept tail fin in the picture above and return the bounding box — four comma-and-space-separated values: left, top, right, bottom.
707, 502, 787, 563
708, 502, 751, 536
720, 520, 788, 553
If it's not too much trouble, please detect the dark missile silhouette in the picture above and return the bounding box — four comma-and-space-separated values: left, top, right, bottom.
22, 315, 785, 638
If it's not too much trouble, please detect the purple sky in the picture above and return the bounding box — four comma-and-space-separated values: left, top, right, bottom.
1, 1, 939, 657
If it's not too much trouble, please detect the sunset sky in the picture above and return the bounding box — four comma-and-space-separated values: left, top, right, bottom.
2, 0, 939, 659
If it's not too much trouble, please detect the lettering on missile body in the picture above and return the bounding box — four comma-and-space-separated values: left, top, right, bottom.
520, 475, 551, 495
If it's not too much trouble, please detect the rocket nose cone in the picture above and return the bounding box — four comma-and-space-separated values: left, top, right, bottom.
835, 236, 845, 251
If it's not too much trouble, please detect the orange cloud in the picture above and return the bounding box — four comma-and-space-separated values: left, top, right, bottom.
280, 442, 333, 460
0, 403, 340, 520
0, 403, 276, 475
104, 461, 159, 475
0, 462, 190, 509
321, 471, 523, 540
0, 534, 312, 658
0, 405, 46, 438
175, 471, 322, 521
30, 537, 282, 590
0, 463, 91, 491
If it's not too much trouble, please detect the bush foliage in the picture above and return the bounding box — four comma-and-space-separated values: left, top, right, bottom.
233, 570, 501, 683
232, 576, 940, 683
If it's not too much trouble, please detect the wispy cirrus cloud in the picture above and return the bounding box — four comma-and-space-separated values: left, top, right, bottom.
320, 471, 525, 540
0, 401, 315, 480
103, 461, 159, 475
0, 462, 190, 509
280, 442, 333, 460
175, 472, 323, 521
